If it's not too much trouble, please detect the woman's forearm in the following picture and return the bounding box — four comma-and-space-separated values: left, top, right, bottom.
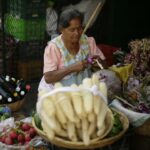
44, 60, 87, 84
44, 66, 75, 84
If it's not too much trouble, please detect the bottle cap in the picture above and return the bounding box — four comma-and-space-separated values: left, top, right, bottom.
13, 92, 18, 97
11, 77, 16, 82
20, 91, 25, 96
6, 75, 9, 78
16, 87, 21, 92
8, 97, 12, 102
5, 76, 10, 82
26, 85, 31, 91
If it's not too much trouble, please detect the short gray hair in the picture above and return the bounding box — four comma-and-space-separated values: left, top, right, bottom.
58, 8, 84, 30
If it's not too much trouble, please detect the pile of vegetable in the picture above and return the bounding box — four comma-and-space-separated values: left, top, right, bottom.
124, 38, 150, 80
37, 75, 114, 145
108, 109, 123, 137
111, 38, 150, 113
121, 75, 150, 113
0, 122, 37, 146
110, 38, 150, 128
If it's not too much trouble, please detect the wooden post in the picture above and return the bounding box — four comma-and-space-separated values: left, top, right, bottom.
83, 0, 105, 34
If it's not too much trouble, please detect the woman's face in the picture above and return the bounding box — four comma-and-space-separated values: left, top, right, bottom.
61, 18, 83, 43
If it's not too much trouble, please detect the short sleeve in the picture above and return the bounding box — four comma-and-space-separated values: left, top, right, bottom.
43, 42, 61, 73
88, 37, 106, 60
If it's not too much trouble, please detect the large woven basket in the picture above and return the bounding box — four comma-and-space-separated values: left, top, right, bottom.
0, 138, 45, 150
32, 109, 129, 149
0, 99, 25, 112
135, 119, 150, 137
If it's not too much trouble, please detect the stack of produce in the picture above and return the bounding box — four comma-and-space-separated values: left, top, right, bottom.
0, 75, 30, 104
119, 38, 150, 117
93, 69, 122, 100
36, 75, 114, 146
116, 75, 150, 114
111, 38, 150, 126
124, 38, 150, 80
0, 121, 37, 146
111, 74, 150, 129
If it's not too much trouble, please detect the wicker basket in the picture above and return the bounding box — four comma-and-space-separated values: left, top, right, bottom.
135, 119, 150, 137
32, 109, 129, 149
0, 99, 25, 112
0, 138, 45, 150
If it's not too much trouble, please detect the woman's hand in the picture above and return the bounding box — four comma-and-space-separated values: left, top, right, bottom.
87, 55, 100, 64
71, 60, 88, 72
88, 55, 108, 69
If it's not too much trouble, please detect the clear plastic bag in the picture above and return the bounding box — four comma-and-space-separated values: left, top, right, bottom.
0, 142, 29, 150
111, 99, 150, 127
37, 85, 108, 115
0, 117, 42, 150
94, 69, 122, 100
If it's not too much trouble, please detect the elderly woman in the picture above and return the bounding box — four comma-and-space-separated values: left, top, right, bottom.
38, 8, 106, 91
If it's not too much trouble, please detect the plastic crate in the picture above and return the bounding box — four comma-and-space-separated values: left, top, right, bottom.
5, 15, 46, 41
7, 0, 46, 19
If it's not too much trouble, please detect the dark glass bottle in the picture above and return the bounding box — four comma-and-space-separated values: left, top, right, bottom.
0, 86, 13, 104
16, 79, 30, 93
0, 76, 21, 100
5, 75, 17, 88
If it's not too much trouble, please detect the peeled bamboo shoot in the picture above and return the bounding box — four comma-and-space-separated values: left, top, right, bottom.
70, 84, 84, 118
99, 81, 107, 98
54, 83, 75, 122
67, 122, 77, 141
97, 101, 108, 129
92, 74, 99, 86
81, 79, 93, 113
42, 98, 55, 117
41, 121, 55, 140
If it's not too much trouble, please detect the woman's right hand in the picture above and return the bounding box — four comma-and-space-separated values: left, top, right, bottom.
71, 60, 88, 72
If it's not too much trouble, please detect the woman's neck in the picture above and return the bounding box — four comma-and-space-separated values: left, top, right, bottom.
62, 37, 79, 55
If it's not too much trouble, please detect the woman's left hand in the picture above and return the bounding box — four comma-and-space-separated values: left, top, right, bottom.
87, 55, 100, 65
88, 55, 108, 69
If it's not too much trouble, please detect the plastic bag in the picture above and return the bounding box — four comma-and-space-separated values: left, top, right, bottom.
109, 64, 133, 84
110, 99, 150, 127
0, 117, 41, 150
94, 69, 122, 100
0, 142, 29, 150
37, 85, 108, 115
